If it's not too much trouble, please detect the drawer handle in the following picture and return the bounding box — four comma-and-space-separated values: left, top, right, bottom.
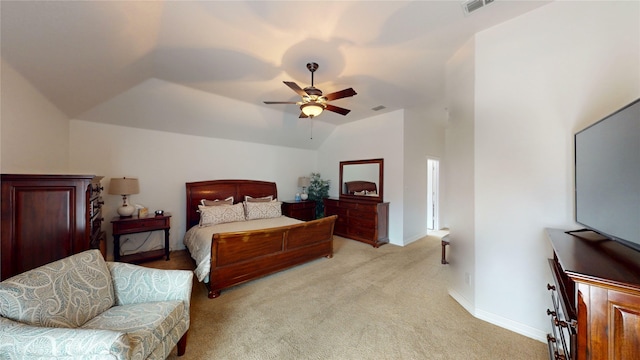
546, 309, 556, 317
547, 334, 556, 343
547, 283, 556, 291
554, 351, 566, 360
553, 317, 569, 328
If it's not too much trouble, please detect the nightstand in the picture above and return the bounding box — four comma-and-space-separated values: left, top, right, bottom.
111, 213, 171, 263
281, 200, 316, 221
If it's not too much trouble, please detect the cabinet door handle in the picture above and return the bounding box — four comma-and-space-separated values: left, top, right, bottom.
547, 283, 556, 291
547, 309, 556, 317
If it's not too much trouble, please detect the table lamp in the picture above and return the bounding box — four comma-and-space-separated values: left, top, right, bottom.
109, 177, 139, 217
298, 176, 310, 200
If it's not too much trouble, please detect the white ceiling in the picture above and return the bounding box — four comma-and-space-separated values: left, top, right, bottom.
1, 0, 551, 148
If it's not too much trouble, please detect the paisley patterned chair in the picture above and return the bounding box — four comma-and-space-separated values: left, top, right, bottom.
0, 249, 193, 359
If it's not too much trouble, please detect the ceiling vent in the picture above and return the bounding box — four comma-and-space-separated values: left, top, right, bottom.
462, 0, 495, 16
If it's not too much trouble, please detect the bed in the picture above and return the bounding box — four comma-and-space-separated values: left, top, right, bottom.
344, 180, 378, 196
184, 179, 337, 298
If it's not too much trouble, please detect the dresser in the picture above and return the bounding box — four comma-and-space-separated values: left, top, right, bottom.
323, 197, 389, 247
281, 200, 316, 221
1, 174, 104, 280
546, 228, 640, 360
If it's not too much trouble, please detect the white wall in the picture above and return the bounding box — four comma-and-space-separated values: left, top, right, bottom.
317, 110, 405, 245
403, 105, 446, 244
446, 0, 640, 341
1, 59, 70, 173
444, 37, 477, 312
69, 120, 317, 259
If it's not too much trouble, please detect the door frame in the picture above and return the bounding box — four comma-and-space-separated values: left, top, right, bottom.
427, 157, 440, 231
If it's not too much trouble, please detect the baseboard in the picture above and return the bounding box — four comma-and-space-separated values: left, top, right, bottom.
403, 232, 429, 246
448, 288, 547, 343
448, 288, 475, 315
475, 308, 547, 343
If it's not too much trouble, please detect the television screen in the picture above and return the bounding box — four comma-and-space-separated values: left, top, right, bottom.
575, 99, 640, 250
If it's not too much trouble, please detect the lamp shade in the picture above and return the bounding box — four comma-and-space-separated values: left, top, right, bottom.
300, 102, 324, 117
109, 177, 139, 195
298, 176, 310, 187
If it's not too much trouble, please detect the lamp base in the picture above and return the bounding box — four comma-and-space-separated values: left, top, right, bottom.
117, 204, 135, 217
300, 193, 308, 201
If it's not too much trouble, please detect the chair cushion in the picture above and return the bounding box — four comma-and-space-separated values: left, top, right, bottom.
81, 300, 185, 360
0, 249, 114, 328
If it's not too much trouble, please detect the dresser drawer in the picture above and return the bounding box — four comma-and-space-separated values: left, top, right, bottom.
349, 226, 375, 240
113, 218, 168, 233
349, 216, 375, 228
334, 223, 348, 236
284, 201, 311, 210
352, 203, 379, 212
326, 206, 348, 217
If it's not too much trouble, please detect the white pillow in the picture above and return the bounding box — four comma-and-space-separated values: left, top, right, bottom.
198, 203, 245, 227
244, 201, 282, 220
245, 195, 274, 202
200, 196, 234, 206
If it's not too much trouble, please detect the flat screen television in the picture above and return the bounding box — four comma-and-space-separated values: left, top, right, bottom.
574, 98, 640, 251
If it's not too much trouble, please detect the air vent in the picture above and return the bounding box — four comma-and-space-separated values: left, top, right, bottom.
372, 105, 386, 111
462, 0, 495, 16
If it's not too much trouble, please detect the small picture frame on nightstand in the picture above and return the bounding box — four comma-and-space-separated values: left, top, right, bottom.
138, 207, 148, 218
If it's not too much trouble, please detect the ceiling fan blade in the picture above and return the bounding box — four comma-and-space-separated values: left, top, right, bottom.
264, 101, 297, 104
299, 112, 309, 118
325, 104, 351, 116
284, 81, 308, 97
324, 88, 357, 101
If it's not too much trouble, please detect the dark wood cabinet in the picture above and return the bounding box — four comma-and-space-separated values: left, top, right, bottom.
546, 228, 640, 360
281, 200, 316, 221
1, 174, 104, 280
323, 197, 389, 247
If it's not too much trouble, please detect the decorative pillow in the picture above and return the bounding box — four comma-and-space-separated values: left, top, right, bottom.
198, 203, 245, 226
244, 201, 282, 220
245, 195, 274, 202
201, 196, 233, 206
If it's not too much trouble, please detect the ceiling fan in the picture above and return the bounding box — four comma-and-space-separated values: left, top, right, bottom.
264, 62, 357, 118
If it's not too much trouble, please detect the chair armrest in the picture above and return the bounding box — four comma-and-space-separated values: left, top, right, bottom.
0, 317, 129, 359
107, 262, 193, 310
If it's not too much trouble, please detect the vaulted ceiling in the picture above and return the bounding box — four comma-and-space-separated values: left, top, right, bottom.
1, 1, 551, 149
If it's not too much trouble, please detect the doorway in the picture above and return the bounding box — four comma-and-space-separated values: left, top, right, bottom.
427, 158, 439, 231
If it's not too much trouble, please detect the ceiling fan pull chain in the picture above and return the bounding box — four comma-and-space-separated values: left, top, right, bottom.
310, 119, 313, 140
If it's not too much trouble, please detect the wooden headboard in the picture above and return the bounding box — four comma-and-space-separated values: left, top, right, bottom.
345, 181, 377, 194
185, 179, 278, 230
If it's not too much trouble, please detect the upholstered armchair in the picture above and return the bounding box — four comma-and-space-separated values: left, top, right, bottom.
0, 249, 193, 359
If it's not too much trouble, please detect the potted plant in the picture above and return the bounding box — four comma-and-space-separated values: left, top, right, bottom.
307, 173, 330, 218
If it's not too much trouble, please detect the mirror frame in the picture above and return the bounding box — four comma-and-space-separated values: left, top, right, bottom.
339, 158, 384, 203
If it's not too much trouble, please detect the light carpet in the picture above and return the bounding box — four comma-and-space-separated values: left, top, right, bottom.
153, 235, 546, 359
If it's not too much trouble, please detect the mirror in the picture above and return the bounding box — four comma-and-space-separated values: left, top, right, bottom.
339, 158, 383, 202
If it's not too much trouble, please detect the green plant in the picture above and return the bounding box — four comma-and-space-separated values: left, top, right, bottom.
307, 172, 330, 218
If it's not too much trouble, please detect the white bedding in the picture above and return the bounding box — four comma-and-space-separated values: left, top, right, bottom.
183, 216, 303, 282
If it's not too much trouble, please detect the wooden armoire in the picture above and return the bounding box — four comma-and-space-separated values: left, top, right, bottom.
1, 174, 104, 280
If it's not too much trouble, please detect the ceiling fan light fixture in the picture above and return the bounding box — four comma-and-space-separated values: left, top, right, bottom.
301, 102, 325, 118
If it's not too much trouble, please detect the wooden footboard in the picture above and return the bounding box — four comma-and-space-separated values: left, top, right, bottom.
206, 215, 337, 298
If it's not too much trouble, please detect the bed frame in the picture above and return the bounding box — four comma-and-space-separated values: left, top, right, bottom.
185, 179, 336, 298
